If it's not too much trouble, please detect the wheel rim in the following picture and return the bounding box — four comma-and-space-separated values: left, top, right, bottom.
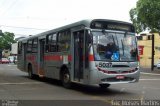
63, 73, 70, 83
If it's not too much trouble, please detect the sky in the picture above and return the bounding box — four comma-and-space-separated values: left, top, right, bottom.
0, 0, 138, 38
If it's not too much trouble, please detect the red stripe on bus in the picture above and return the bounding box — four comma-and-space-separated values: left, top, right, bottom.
26, 55, 36, 61
89, 54, 94, 61
68, 55, 72, 61
44, 55, 62, 61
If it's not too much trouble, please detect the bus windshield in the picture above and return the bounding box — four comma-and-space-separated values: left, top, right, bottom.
92, 31, 138, 62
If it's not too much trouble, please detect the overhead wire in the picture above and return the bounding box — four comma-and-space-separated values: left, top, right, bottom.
0, 0, 19, 16
0, 24, 49, 30
0, 0, 7, 9
0, 0, 8, 14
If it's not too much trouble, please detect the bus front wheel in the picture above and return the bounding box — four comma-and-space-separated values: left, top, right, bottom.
99, 84, 110, 89
62, 70, 71, 88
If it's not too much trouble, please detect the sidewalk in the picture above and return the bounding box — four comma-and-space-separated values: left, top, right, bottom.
140, 67, 160, 74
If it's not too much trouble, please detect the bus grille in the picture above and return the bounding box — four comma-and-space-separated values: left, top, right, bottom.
101, 77, 135, 82
97, 67, 138, 74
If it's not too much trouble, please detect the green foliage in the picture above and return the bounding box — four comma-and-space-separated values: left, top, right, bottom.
0, 32, 16, 50
130, 0, 160, 33
130, 8, 143, 33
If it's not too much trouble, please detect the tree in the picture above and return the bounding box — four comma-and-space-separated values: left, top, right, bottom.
129, 0, 160, 33
0, 31, 16, 50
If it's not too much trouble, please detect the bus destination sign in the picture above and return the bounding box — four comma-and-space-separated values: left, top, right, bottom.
91, 21, 135, 32
107, 24, 130, 31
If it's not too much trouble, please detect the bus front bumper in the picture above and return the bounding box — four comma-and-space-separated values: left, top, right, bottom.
89, 68, 140, 85
99, 70, 140, 84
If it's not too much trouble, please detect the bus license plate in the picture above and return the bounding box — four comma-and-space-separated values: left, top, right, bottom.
116, 75, 125, 79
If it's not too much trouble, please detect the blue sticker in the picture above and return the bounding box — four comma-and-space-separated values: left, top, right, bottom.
113, 52, 119, 61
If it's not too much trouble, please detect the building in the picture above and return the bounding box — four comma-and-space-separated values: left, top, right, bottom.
137, 33, 160, 67
2, 49, 11, 58
11, 43, 18, 56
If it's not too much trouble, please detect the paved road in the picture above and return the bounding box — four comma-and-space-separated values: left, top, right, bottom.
0, 64, 160, 106
140, 66, 160, 74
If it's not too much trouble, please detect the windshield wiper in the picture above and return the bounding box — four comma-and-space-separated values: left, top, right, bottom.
124, 31, 128, 37
121, 39, 124, 55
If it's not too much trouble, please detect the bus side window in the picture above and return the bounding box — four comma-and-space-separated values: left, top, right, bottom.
46, 33, 57, 52
27, 40, 32, 53
57, 30, 71, 52
45, 35, 49, 53
18, 42, 22, 54
45, 45, 49, 52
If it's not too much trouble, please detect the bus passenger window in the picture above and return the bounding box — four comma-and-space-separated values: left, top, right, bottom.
45, 45, 49, 52
46, 33, 57, 52
57, 30, 71, 52
27, 40, 32, 53
18, 42, 22, 54
32, 38, 38, 53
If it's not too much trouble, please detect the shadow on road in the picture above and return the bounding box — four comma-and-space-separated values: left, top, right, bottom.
23, 75, 132, 96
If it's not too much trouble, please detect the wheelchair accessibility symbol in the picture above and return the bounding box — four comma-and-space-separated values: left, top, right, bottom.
112, 52, 119, 61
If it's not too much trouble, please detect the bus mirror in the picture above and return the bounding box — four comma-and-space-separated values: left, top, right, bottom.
86, 30, 92, 44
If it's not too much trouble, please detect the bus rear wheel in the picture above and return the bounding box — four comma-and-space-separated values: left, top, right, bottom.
62, 70, 71, 88
99, 84, 110, 89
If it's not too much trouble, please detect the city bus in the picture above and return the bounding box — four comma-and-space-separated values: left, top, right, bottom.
17, 19, 140, 88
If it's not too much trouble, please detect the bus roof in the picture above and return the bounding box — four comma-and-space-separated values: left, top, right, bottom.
18, 19, 133, 42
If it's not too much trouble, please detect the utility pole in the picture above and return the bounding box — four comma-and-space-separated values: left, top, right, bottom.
151, 34, 155, 71
0, 30, 2, 59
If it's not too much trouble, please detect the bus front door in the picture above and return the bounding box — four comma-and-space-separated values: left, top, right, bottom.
22, 43, 27, 71
39, 39, 45, 77
73, 30, 85, 81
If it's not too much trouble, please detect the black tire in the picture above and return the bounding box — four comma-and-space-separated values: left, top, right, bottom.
62, 70, 71, 88
28, 65, 35, 79
99, 84, 110, 89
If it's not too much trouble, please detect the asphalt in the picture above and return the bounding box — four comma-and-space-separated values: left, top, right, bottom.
140, 67, 160, 74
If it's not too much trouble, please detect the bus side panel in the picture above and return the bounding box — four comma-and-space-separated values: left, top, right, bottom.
44, 52, 71, 80
88, 61, 99, 84
26, 53, 38, 75
44, 53, 62, 79
17, 43, 27, 72
17, 54, 24, 71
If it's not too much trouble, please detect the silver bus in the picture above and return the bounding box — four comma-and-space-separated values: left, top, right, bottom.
17, 19, 140, 88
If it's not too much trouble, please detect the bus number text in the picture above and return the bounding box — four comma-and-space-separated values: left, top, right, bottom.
99, 62, 112, 68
